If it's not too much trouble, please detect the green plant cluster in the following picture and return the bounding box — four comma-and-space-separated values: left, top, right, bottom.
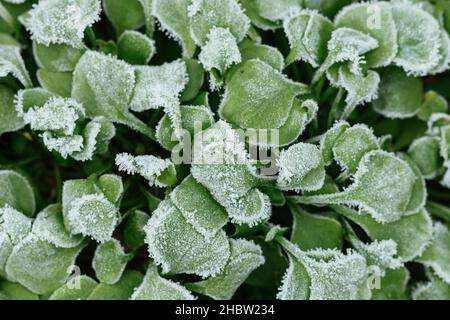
1, 0, 450, 300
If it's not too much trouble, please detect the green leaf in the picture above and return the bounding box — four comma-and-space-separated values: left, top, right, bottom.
335, 2, 397, 68
93, 239, 132, 284
72, 50, 155, 139
332, 124, 379, 174
239, 41, 284, 72
15, 87, 55, 115
170, 175, 228, 238
33, 42, 85, 72
391, 2, 442, 76
334, 205, 433, 262
416, 222, 450, 284
276, 142, 325, 192
284, 10, 334, 67
413, 273, 450, 300
117, 30, 155, 65
187, 239, 264, 300
144, 200, 230, 277
0, 281, 39, 300
137, 0, 154, 36
188, 0, 250, 46
180, 58, 204, 101
124, 210, 149, 250
0, 85, 24, 135
220, 59, 309, 130
32, 204, 84, 248
0, 170, 35, 217
239, 0, 280, 30
36, 69, 73, 97
371, 267, 409, 300
156, 105, 213, 150
103, 0, 144, 34
24, 0, 101, 47
49, 275, 97, 300
292, 150, 419, 223
131, 263, 195, 300
418, 91, 448, 121
152, 0, 196, 57
0, 44, 32, 87
87, 270, 143, 300
408, 136, 442, 179
96, 174, 123, 205
5, 234, 85, 295
245, 0, 302, 22
289, 204, 343, 250
372, 67, 423, 119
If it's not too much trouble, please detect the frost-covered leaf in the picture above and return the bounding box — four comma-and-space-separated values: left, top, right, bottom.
131, 263, 195, 300
0, 170, 35, 217
22, 96, 85, 136
124, 210, 149, 250
430, 29, 450, 75
335, 2, 397, 68
116, 153, 177, 188
5, 234, 84, 295
0, 85, 25, 135
290, 204, 343, 250
284, 10, 334, 67
238, 41, 284, 72
198, 27, 241, 75
391, 2, 441, 76
14, 88, 54, 116
292, 150, 419, 223
33, 42, 85, 72
276, 142, 325, 192
187, 239, 264, 300
0, 206, 32, 250
170, 175, 228, 239
220, 59, 309, 130
372, 67, 423, 119
129, 60, 187, 137
152, 0, 196, 57
335, 206, 433, 262
188, 0, 250, 46
0, 44, 32, 87
371, 267, 409, 300
408, 136, 442, 179
117, 30, 154, 65
239, 0, 280, 30
335, 65, 380, 120
93, 239, 132, 284
72, 50, 154, 138
96, 174, 123, 205
137, 0, 154, 36
413, 273, 450, 300
416, 223, 450, 284
24, 0, 101, 48
87, 270, 143, 300
332, 124, 379, 174
144, 200, 230, 277
313, 28, 378, 83
247, 0, 302, 22
36, 69, 73, 97
32, 204, 84, 248
49, 275, 97, 300
156, 105, 213, 150
66, 194, 119, 243
191, 121, 271, 226
319, 121, 351, 165
418, 91, 448, 121
103, 0, 144, 34
277, 238, 367, 300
